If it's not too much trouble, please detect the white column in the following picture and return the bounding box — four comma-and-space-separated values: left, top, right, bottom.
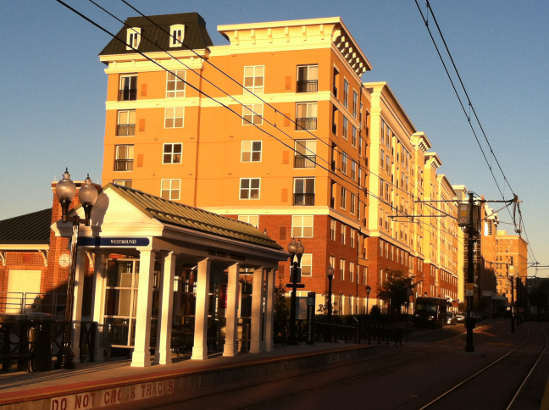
191, 258, 211, 360
264, 269, 276, 352
91, 252, 107, 361
155, 252, 176, 365
71, 248, 87, 361
250, 267, 265, 353
223, 263, 240, 357
131, 250, 156, 367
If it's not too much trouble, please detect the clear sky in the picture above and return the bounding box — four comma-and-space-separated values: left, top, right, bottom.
1, 1, 547, 275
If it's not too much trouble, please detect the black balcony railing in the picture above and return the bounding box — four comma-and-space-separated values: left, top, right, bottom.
297, 80, 318, 93
294, 193, 315, 206
296, 117, 317, 131
294, 155, 316, 168
332, 122, 337, 135
114, 159, 134, 171
117, 124, 135, 136
118, 89, 137, 101
333, 86, 338, 98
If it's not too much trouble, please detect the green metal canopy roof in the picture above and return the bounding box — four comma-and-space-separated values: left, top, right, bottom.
0, 209, 52, 244
104, 183, 283, 251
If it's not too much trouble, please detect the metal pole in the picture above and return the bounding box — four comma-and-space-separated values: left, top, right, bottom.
465, 192, 475, 353
327, 276, 333, 322
55, 221, 79, 369
288, 261, 298, 345
511, 278, 515, 333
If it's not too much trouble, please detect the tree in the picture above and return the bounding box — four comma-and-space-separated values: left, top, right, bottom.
274, 277, 290, 321
377, 269, 415, 316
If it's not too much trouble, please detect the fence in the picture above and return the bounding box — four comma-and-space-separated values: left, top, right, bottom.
274, 319, 403, 346
0, 292, 66, 317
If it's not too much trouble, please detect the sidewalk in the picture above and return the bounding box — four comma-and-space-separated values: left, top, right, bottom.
0, 342, 376, 409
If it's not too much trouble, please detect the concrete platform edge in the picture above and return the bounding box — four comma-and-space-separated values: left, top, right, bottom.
0, 344, 375, 410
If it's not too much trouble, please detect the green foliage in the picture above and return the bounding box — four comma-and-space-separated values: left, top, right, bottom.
377, 269, 415, 315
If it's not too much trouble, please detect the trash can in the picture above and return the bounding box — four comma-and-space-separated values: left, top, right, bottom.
27, 319, 54, 372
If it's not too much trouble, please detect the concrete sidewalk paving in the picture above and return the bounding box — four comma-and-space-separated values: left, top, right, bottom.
0, 342, 376, 409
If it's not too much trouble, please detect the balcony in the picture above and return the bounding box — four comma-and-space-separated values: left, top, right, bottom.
294, 155, 316, 168
119, 89, 137, 101
294, 193, 315, 206
296, 118, 317, 131
297, 80, 318, 93
114, 159, 134, 171
117, 124, 135, 136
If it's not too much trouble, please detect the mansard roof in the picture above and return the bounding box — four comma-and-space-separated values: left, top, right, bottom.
99, 12, 214, 57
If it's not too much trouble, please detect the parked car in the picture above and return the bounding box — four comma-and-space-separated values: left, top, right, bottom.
446, 312, 457, 325
456, 312, 466, 323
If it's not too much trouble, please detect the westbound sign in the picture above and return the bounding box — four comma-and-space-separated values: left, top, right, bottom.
78, 237, 150, 247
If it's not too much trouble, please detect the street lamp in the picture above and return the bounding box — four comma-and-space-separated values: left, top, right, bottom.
326, 266, 334, 322
55, 169, 98, 369
365, 285, 371, 320
287, 238, 304, 345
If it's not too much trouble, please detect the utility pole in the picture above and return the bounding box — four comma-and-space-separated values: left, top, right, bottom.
465, 192, 475, 352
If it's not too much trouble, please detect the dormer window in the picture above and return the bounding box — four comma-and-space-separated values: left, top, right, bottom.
169, 25, 185, 48
126, 27, 141, 50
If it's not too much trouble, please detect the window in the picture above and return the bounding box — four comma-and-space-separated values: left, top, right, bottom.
359, 138, 363, 156
352, 126, 357, 147
341, 187, 347, 209
240, 178, 261, 199
292, 215, 313, 238
113, 180, 132, 188
241, 141, 262, 162
126, 27, 141, 50
163, 143, 182, 164
350, 194, 356, 215
352, 91, 358, 117
341, 224, 346, 244
114, 145, 134, 171
169, 24, 185, 47
381, 150, 385, 170
293, 177, 315, 206
243, 104, 263, 125
238, 215, 259, 228
117, 110, 136, 136
332, 105, 338, 135
166, 70, 185, 98
330, 219, 337, 241
296, 102, 318, 131
351, 229, 356, 248
294, 140, 316, 168
351, 161, 356, 180
297, 65, 318, 92
301, 254, 313, 277
119, 75, 137, 101
349, 262, 355, 282
341, 152, 348, 174
343, 79, 349, 109
333, 68, 339, 97
164, 107, 184, 128
363, 266, 368, 287
161, 179, 181, 200
340, 259, 346, 280
342, 117, 348, 139
244, 66, 264, 94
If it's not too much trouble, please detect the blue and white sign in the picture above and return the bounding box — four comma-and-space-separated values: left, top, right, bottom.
78, 237, 150, 247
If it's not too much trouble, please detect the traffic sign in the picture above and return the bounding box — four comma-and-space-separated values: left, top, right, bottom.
286, 283, 305, 289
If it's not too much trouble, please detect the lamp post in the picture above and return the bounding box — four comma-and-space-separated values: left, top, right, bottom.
365, 285, 371, 320
326, 266, 334, 322
287, 238, 304, 345
55, 169, 98, 369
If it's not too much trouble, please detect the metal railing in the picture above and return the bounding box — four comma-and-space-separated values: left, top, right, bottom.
294, 155, 316, 168
297, 80, 318, 93
296, 117, 317, 131
118, 89, 137, 101
117, 124, 136, 136
0, 292, 65, 317
114, 159, 134, 171
293, 193, 315, 206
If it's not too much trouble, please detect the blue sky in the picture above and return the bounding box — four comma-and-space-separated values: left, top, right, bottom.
1, 1, 547, 275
